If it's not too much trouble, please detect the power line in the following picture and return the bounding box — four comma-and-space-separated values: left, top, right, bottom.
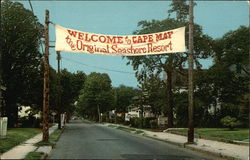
28, 0, 34, 13
28, 0, 44, 54
61, 56, 134, 75
27, 1, 134, 75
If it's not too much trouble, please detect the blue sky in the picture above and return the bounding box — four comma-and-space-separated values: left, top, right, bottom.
19, 1, 249, 88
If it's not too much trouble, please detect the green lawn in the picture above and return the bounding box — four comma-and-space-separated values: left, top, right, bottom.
116, 126, 144, 135
167, 128, 249, 142
0, 128, 41, 153
35, 128, 63, 147
117, 126, 136, 132
24, 151, 44, 159
107, 124, 117, 128
25, 129, 64, 159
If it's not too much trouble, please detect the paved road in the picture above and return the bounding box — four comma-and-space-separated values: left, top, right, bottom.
49, 120, 219, 159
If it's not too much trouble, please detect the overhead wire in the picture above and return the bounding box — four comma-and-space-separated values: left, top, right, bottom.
28, 0, 44, 54
27, 1, 134, 75
62, 56, 134, 75
28, 0, 34, 13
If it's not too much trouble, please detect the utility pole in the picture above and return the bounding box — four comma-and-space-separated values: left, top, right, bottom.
97, 105, 101, 123
188, 0, 194, 143
0, 59, 2, 117
0, 0, 3, 117
43, 10, 50, 142
57, 51, 61, 129
114, 89, 117, 124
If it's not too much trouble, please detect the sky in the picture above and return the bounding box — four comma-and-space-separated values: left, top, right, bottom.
18, 0, 249, 88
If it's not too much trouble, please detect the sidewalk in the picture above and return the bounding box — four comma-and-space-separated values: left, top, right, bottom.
103, 123, 249, 160
0, 125, 58, 159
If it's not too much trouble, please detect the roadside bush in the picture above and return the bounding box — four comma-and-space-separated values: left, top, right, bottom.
130, 117, 143, 128
130, 117, 157, 128
116, 116, 125, 123
220, 116, 241, 130
135, 117, 144, 128
123, 121, 130, 125
19, 117, 41, 128
129, 117, 136, 127
150, 119, 158, 129
143, 117, 156, 128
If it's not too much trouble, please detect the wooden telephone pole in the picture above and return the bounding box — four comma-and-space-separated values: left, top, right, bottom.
57, 51, 61, 129
0, 0, 3, 117
43, 9, 50, 142
188, 0, 194, 143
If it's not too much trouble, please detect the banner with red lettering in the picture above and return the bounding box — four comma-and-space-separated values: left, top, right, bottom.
55, 24, 185, 56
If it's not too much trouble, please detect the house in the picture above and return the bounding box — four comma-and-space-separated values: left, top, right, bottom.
125, 105, 155, 121
18, 106, 41, 119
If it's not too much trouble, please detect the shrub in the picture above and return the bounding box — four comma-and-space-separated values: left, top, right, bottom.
116, 116, 125, 123
130, 117, 157, 129
135, 117, 144, 128
130, 117, 143, 128
18, 116, 41, 128
143, 117, 156, 128
129, 117, 136, 127
150, 119, 158, 129
220, 116, 241, 130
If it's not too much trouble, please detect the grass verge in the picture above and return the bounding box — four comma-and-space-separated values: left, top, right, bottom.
117, 126, 136, 132
107, 124, 117, 128
24, 128, 64, 160
109, 124, 248, 144
35, 128, 64, 147
0, 128, 41, 153
135, 130, 144, 134
116, 126, 144, 135
24, 151, 44, 159
166, 128, 249, 142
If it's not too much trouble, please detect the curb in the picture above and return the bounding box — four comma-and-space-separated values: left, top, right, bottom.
105, 123, 243, 160
40, 153, 48, 160
141, 134, 238, 160
184, 145, 241, 160
142, 134, 185, 147
37, 125, 59, 160
163, 130, 249, 147
43, 127, 65, 159
22, 125, 60, 160
38, 146, 52, 160
143, 134, 239, 160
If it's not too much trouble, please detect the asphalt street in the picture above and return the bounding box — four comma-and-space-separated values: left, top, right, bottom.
49, 120, 219, 160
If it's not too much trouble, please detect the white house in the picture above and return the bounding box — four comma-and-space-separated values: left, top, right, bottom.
18, 106, 41, 119
125, 105, 155, 121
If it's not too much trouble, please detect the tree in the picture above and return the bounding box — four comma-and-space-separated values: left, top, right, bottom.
65, 71, 86, 120
213, 26, 249, 76
238, 93, 249, 127
49, 67, 60, 112
47, 68, 86, 127
1, 0, 43, 127
71, 71, 86, 103
168, 0, 189, 22
113, 85, 139, 113
138, 74, 166, 117
60, 69, 73, 111
174, 92, 188, 127
127, 1, 213, 128
58, 69, 86, 122
77, 72, 114, 122
195, 26, 249, 127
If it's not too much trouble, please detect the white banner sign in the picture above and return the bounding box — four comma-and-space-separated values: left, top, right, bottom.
55, 24, 185, 56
